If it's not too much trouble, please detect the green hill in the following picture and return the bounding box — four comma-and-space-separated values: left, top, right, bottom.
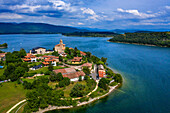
109, 32, 170, 47
0, 22, 87, 34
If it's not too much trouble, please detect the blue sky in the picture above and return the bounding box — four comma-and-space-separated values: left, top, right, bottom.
0, 0, 170, 30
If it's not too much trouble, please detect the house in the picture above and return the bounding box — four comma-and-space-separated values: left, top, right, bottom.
23, 53, 37, 62
0, 53, 6, 61
30, 47, 46, 55
42, 58, 57, 66
80, 51, 86, 56
54, 39, 65, 53
71, 57, 82, 64
42, 55, 59, 62
30, 65, 42, 70
98, 64, 106, 78
59, 52, 67, 57
53, 68, 85, 81
81, 63, 92, 70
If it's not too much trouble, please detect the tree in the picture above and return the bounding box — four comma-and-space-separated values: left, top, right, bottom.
48, 62, 54, 71
59, 81, 65, 87
101, 57, 107, 64
64, 47, 70, 54
3, 63, 15, 79
98, 78, 108, 90
84, 75, 89, 81
56, 72, 63, 81
83, 66, 90, 75
63, 77, 70, 86
70, 84, 85, 97
19, 48, 26, 58
52, 51, 59, 56
79, 76, 82, 81
114, 74, 123, 83
59, 56, 63, 62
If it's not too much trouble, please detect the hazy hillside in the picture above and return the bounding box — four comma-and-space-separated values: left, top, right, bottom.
0, 22, 87, 34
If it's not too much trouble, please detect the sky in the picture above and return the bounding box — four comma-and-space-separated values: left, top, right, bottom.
0, 0, 170, 30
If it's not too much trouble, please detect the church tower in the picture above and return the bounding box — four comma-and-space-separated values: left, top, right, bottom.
54, 39, 65, 53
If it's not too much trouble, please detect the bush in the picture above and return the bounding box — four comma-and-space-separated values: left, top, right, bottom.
110, 82, 118, 86
44, 71, 51, 75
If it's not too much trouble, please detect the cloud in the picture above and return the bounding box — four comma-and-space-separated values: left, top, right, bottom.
81, 8, 95, 15
48, 0, 76, 12
165, 6, 170, 9
78, 22, 84, 25
80, 7, 100, 21
0, 13, 22, 19
117, 8, 156, 18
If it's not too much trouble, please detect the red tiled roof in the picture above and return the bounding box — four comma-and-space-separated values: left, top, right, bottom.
82, 63, 92, 67
25, 54, 36, 58
80, 51, 86, 56
44, 58, 56, 62
69, 47, 74, 50
42, 55, 59, 59
42, 62, 49, 65
0, 53, 6, 57
72, 57, 82, 62
63, 71, 85, 79
98, 70, 105, 78
23, 59, 31, 61
53, 68, 67, 74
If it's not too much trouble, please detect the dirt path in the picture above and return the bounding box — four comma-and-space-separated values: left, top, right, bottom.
6, 99, 26, 113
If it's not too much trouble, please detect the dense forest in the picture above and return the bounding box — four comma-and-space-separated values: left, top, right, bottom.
109, 32, 170, 47
62, 32, 118, 37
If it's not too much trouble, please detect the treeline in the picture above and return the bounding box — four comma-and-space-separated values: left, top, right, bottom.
0, 43, 7, 48
109, 32, 170, 47
0, 49, 28, 81
62, 32, 118, 37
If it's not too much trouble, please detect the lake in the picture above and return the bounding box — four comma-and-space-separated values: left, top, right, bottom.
0, 34, 170, 113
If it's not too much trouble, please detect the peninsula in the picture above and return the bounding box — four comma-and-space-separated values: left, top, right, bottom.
0, 39, 122, 113
0, 43, 8, 48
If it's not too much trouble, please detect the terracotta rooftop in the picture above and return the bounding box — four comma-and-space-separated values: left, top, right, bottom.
25, 54, 36, 58
0, 53, 6, 57
53, 68, 76, 74
82, 63, 92, 67
98, 70, 105, 78
72, 57, 82, 62
44, 58, 56, 62
42, 62, 49, 65
23, 59, 31, 61
42, 55, 59, 59
80, 51, 86, 56
63, 71, 85, 79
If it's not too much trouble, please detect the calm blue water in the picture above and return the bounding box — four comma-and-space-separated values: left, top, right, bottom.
0, 34, 170, 113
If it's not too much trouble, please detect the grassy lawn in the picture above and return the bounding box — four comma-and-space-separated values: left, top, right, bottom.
0, 68, 4, 77
0, 82, 28, 113
21, 78, 35, 83
28, 66, 67, 74
48, 81, 58, 89
89, 87, 109, 98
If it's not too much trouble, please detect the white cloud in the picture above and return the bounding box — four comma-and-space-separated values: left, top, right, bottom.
11, 4, 41, 12
81, 7, 100, 21
81, 8, 95, 15
48, 0, 76, 12
117, 8, 156, 18
0, 13, 23, 19
78, 22, 84, 25
165, 6, 170, 9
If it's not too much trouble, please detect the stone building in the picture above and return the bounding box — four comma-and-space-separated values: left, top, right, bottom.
54, 39, 65, 53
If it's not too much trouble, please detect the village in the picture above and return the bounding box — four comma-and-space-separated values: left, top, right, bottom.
0, 39, 122, 113
21, 39, 106, 81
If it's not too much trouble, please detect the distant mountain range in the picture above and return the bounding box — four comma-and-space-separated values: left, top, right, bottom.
0, 22, 169, 34
0, 22, 88, 34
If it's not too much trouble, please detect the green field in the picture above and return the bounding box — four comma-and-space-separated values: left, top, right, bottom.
28, 66, 67, 74
0, 82, 28, 113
